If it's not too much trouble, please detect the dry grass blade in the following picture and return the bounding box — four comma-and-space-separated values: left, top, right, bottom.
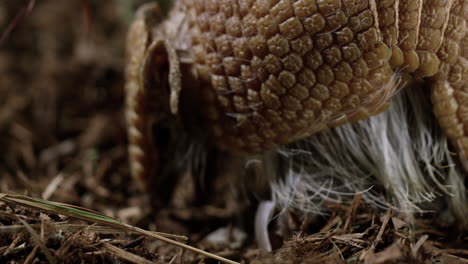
0, 193, 240, 264
101, 242, 154, 264
0, 0, 36, 44
0, 223, 150, 235
373, 209, 391, 250
19, 219, 56, 264
411, 234, 428, 256
0, 193, 184, 240
23, 245, 39, 264
343, 194, 362, 232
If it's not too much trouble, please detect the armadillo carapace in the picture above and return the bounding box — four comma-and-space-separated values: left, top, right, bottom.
125, 0, 468, 187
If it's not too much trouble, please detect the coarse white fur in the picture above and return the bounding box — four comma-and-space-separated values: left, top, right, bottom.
258, 80, 467, 224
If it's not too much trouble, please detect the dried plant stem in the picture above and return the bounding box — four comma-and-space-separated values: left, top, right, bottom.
0, 193, 239, 264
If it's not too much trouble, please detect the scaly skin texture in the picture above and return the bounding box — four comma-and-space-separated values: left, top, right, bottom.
186, 0, 395, 154
125, 0, 467, 189
431, 0, 468, 171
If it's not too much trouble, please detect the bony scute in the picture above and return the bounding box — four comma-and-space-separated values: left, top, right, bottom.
125, 0, 467, 199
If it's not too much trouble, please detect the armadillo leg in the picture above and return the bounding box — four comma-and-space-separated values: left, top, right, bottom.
431, 0, 468, 171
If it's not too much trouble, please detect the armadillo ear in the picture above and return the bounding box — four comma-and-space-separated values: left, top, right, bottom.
139, 39, 191, 207
141, 39, 181, 116
125, 2, 185, 201
131, 2, 181, 117
134, 2, 163, 29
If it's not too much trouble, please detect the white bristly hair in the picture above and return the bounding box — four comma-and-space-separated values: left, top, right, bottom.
264, 81, 467, 224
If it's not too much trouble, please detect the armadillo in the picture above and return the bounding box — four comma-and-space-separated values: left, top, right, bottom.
125, 0, 468, 236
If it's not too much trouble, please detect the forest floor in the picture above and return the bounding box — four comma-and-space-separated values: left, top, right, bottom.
0, 1, 467, 263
